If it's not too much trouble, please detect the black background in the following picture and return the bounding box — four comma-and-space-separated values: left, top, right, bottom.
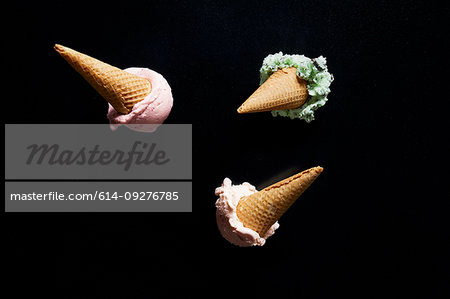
4, 1, 449, 298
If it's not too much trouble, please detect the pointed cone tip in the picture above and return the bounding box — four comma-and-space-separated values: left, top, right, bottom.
268, 166, 323, 191
54, 44, 66, 54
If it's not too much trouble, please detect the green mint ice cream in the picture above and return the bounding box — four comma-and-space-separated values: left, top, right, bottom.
260, 52, 333, 122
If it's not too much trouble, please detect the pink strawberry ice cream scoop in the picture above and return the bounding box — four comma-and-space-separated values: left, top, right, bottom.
215, 178, 279, 247
107, 67, 173, 132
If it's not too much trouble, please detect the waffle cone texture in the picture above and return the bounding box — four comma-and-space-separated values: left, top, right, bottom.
237, 67, 308, 114
54, 44, 152, 114
236, 166, 323, 237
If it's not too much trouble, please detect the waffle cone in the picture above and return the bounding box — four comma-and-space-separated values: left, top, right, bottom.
236, 166, 323, 236
237, 67, 308, 114
54, 44, 152, 114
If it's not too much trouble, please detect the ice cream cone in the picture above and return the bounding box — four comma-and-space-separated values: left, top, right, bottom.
237, 67, 308, 114
236, 166, 323, 237
54, 44, 152, 114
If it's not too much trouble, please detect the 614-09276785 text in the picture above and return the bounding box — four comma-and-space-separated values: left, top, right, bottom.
97, 191, 179, 201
